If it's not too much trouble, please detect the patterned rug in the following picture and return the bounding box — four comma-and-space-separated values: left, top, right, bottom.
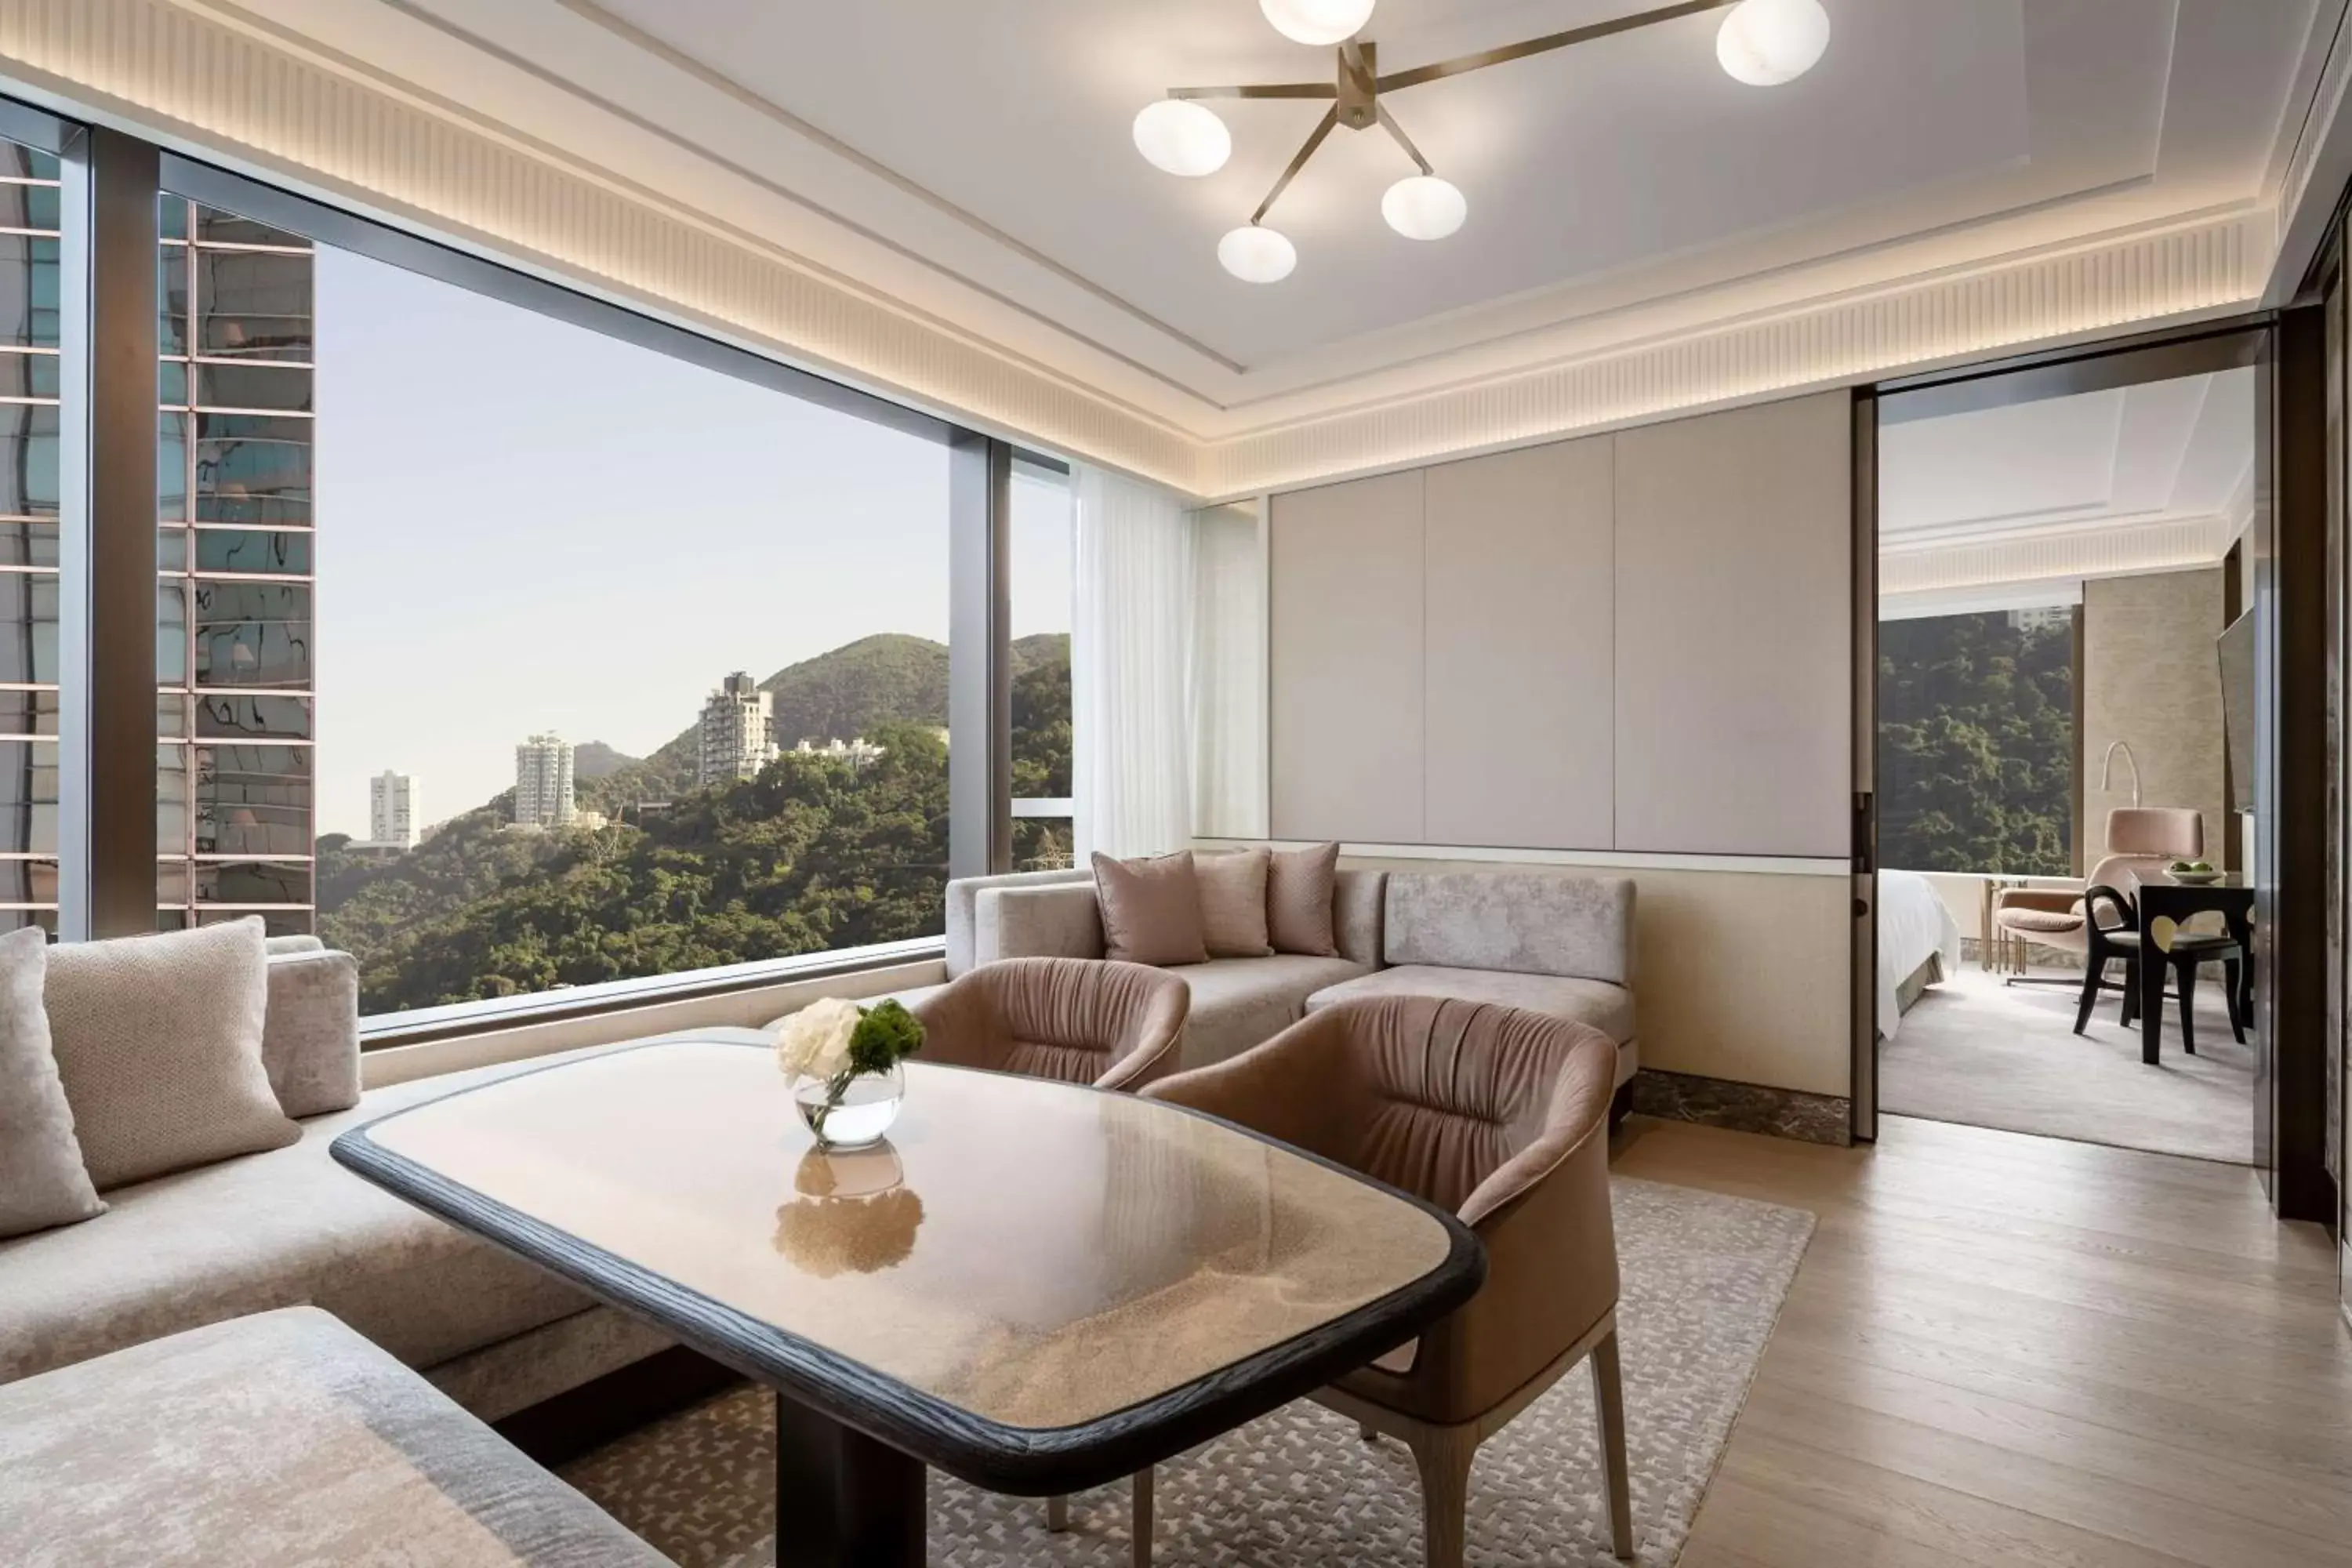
561, 1177, 1813, 1567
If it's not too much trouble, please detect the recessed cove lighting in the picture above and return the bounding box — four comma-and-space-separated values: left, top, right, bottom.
1259, 0, 1376, 47
1381, 175, 1467, 241
1715, 0, 1831, 87
1131, 99, 1232, 177
1218, 224, 1298, 283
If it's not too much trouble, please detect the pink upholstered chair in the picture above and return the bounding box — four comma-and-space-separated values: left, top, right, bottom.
1991, 807, 2205, 964
909, 956, 1189, 1092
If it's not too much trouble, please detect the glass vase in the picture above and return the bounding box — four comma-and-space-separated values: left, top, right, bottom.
793, 1062, 905, 1150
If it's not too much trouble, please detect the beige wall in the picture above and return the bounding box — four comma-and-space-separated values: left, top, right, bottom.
1345, 856, 1852, 1100
2083, 568, 2227, 864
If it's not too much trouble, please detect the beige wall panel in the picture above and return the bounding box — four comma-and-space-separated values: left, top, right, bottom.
2082, 568, 2227, 864
1613, 393, 1853, 857
1423, 438, 1615, 848
1269, 472, 1427, 842
1347, 856, 1851, 1098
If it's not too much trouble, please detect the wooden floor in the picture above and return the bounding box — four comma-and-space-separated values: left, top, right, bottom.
1613, 1113, 2350, 1568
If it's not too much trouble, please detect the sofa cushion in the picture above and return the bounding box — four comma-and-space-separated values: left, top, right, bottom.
0, 1051, 614, 1389
1092, 851, 1209, 966
46, 917, 299, 1191
1385, 871, 1635, 986
1306, 964, 1636, 1044
945, 869, 1090, 978
0, 1306, 670, 1567
1268, 841, 1341, 956
1195, 847, 1273, 958
1174, 954, 1369, 1069
0, 927, 103, 1241
262, 949, 364, 1120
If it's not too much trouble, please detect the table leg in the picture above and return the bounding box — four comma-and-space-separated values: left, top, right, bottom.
2139, 912, 2165, 1065
774, 1393, 926, 1568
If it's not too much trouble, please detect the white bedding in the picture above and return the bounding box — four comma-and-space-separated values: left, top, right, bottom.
1878, 869, 1965, 1040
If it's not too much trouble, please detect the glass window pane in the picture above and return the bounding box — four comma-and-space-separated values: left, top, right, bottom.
156, 858, 187, 903
0, 235, 60, 348
191, 859, 311, 906
196, 692, 310, 740
158, 358, 187, 407
0, 522, 58, 568
0, 572, 56, 684
194, 207, 309, 250
193, 528, 310, 575
194, 414, 308, 524
0, 401, 58, 516
157, 695, 186, 740
0, 181, 57, 231
158, 195, 188, 243
193, 361, 310, 414
0, 905, 56, 934
158, 745, 187, 851
197, 906, 308, 938
0, 687, 59, 736
157, 526, 187, 572
196, 745, 310, 857
156, 581, 187, 686
158, 412, 188, 521
1011, 465, 1073, 871
196, 249, 310, 361
192, 579, 310, 688
159, 245, 187, 358
0, 739, 60, 852
0, 858, 57, 904
0, 350, 59, 400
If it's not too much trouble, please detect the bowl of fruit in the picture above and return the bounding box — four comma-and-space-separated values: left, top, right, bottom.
2167, 858, 2222, 885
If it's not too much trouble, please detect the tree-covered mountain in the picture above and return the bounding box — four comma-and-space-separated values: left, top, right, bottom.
1878, 612, 2074, 876
319, 631, 1073, 1016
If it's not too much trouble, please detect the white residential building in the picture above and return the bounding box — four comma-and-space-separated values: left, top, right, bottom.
368, 771, 420, 849
791, 735, 884, 769
698, 672, 778, 788
514, 733, 575, 828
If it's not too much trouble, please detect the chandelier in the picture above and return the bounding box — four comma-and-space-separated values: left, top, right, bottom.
1132, 0, 1833, 282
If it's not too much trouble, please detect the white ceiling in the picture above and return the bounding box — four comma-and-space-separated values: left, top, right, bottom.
1878, 369, 2256, 604
192, 0, 2339, 439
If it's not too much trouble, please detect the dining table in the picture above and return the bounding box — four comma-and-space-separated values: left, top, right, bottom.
332, 1029, 1486, 1568
2134, 870, 2256, 1065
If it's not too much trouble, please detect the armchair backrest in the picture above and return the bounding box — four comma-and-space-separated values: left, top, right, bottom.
1382, 871, 1635, 986
2105, 807, 2202, 860
911, 957, 1189, 1091
943, 869, 1091, 977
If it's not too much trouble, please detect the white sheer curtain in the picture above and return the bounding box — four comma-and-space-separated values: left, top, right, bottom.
1073, 465, 1196, 859
1190, 502, 1268, 838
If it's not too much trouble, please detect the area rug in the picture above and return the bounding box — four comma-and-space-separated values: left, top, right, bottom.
1881, 965, 2253, 1163
560, 1177, 1813, 1568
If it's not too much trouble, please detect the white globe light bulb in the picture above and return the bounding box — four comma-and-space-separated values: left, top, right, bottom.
1381, 175, 1467, 241
1218, 224, 1298, 284
1131, 99, 1232, 177
1715, 0, 1831, 87
1259, 0, 1376, 48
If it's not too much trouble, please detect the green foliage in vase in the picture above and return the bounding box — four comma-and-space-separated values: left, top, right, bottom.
847, 999, 924, 1077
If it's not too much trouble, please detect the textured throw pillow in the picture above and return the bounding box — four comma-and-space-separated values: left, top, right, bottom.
1196, 848, 1273, 958
0, 926, 105, 1239
1091, 851, 1210, 967
1267, 841, 1342, 956
46, 918, 299, 1191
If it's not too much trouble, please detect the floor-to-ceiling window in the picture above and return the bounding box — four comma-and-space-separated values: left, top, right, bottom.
1010, 456, 1072, 870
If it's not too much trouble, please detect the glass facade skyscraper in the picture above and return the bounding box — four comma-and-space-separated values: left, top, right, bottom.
0, 141, 61, 933
158, 198, 315, 935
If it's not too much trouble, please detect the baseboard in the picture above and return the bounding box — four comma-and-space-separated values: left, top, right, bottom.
1630, 1068, 1852, 1147
493, 1344, 743, 1467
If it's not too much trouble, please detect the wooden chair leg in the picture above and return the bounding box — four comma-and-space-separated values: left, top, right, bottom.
2073, 953, 2104, 1034
1131, 1467, 1153, 1568
1408, 1427, 1477, 1568
1590, 1329, 1635, 1561
1045, 1494, 1068, 1533
2119, 957, 2140, 1026
2225, 956, 2247, 1044
2176, 958, 2199, 1056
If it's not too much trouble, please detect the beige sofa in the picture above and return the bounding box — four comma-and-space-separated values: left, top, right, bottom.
972, 864, 1639, 1087
0, 947, 670, 1421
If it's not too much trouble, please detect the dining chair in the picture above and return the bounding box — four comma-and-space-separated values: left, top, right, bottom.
1140, 994, 1632, 1567
2074, 884, 2245, 1051
909, 956, 1189, 1091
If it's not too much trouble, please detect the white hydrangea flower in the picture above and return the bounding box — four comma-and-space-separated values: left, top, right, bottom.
775, 995, 861, 1082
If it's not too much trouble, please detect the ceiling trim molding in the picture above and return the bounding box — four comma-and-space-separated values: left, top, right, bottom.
1878, 512, 2234, 598
1201, 209, 2268, 498
0, 0, 2284, 506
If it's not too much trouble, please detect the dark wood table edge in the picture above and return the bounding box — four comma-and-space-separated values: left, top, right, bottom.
328, 1036, 1488, 1497
2132, 882, 2256, 1065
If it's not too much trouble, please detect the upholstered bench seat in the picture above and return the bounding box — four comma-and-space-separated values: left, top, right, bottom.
0, 1307, 670, 1567
1306, 964, 1636, 1047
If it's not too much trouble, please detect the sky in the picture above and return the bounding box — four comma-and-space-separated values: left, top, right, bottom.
313, 248, 1073, 838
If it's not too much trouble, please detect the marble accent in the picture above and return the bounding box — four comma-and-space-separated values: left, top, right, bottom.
1630, 1068, 1853, 1147
348, 1035, 1457, 1431
562, 1177, 1817, 1568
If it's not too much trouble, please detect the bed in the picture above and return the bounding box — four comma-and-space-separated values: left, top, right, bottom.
1878, 869, 1965, 1040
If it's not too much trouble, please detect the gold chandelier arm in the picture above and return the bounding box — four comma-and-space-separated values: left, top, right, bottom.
1376, 105, 1433, 176
1169, 82, 1338, 101
1251, 107, 1341, 225
1375, 0, 1740, 93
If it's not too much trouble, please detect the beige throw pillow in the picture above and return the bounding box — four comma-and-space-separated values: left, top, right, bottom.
1091, 851, 1209, 967
0, 926, 105, 1239
1267, 841, 1341, 956
46, 918, 299, 1191
1196, 848, 1273, 958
